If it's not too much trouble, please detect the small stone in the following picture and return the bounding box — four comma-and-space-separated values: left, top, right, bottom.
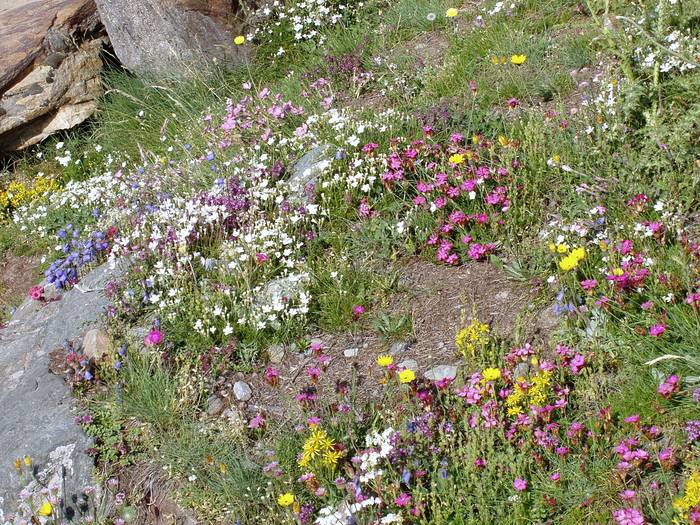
344, 347, 359, 358
233, 381, 252, 402
495, 290, 510, 301
82, 328, 110, 360
513, 362, 531, 379
43, 283, 63, 302
206, 395, 225, 417
267, 344, 285, 364
389, 341, 411, 355
424, 365, 458, 382
437, 341, 446, 350
398, 359, 418, 372
289, 144, 338, 192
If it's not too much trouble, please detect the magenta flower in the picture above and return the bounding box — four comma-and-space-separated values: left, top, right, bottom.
612, 507, 645, 525
648, 323, 666, 336
264, 367, 279, 386
352, 304, 365, 320
619, 489, 636, 501
550, 472, 560, 482
569, 354, 586, 375
306, 366, 322, 382
514, 478, 527, 492
580, 279, 598, 291
248, 413, 265, 429
657, 375, 679, 398
507, 97, 520, 108
28, 285, 45, 301
395, 492, 411, 507
144, 329, 163, 346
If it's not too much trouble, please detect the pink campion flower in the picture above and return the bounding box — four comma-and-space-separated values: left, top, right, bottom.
248, 413, 265, 429
352, 304, 365, 320
28, 285, 45, 301
507, 97, 520, 108
514, 478, 527, 492
616, 239, 633, 255
450, 133, 464, 144
657, 375, 679, 398
619, 489, 636, 501
686, 292, 700, 305
612, 507, 645, 525
580, 279, 598, 291
474, 457, 486, 469
256, 252, 269, 264
264, 367, 279, 386
144, 329, 163, 346
640, 301, 653, 310
395, 493, 411, 507
570, 354, 586, 375
307, 416, 322, 427
550, 472, 560, 482
362, 142, 379, 154
624, 415, 640, 424
306, 366, 322, 382
649, 323, 666, 337
358, 198, 377, 218
422, 125, 434, 136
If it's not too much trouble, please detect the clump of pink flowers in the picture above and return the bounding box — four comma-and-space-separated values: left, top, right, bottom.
28, 284, 44, 301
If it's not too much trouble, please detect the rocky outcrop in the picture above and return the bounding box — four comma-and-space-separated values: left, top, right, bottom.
0, 0, 105, 151
94, 0, 248, 78
0, 259, 128, 515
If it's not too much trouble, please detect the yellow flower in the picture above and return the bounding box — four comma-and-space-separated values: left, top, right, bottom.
456, 319, 490, 357
612, 267, 624, 276
14, 458, 21, 470
490, 55, 500, 65
23, 455, 31, 467
556, 243, 568, 254
498, 135, 509, 147
559, 254, 579, 271
598, 240, 608, 251
38, 502, 53, 516
399, 369, 416, 383
510, 54, 527, 65
482, 367, 501, 382
234, 35, 245, 45
376, 355, 393, 367
571, 247, 585, 261
548, 242, 556, 252
472, 134, 480, 144
278, 493, 295, 507
674, 472, 700, 521
449, 153, 465, 165
446, 8, 459, 17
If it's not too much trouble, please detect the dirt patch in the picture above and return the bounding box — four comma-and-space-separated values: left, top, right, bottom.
0, 252, 41, 320
213, 257, 552, 426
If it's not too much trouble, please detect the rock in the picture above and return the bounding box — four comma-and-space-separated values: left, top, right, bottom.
0, 259, 129, 513
398, 359, 418, 372
343, 347, 359, 358
537, 306, 560, 333
82, 328, 110, 360
513, 362, 531, 379
289, 144, 338, 191
267, 344, 285, 364
424, 364, 458, 382
233, 381, 252, 402
0, 0, 105, 150
206, 395, 225, 417
94, 0, 248, 78
257, 276, 301, 307
389, 341, 412, 355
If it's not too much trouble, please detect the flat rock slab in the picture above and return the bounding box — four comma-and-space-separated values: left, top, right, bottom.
0, 260, 127, 513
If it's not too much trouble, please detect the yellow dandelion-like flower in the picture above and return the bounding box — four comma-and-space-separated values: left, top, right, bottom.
446, 7, 459, 17
612, 267, 624, 276
449, 153, 465, 165
399, 369, 416, 383
510, 54, 527, 64
559, 254, 579, 271
234, 35, 245, 45
556, 243, 568, 254
38, 502, 53, 516
498, 135, 509, 147
482, 368, 501, 382
278, 493, 295, 507
376, 354, 393, 367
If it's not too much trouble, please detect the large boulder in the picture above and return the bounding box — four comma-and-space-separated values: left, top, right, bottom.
94, 0, 248, 78
0, 0, 105, 150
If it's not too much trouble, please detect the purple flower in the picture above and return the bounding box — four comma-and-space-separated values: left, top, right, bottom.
685, 420, 700, 443
394, 492, 411, 507
514, 478, 527, 492
648, 323, 666, 337
612, 507, 645, 525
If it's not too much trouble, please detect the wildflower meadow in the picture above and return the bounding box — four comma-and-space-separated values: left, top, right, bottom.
1, 0, 699, 524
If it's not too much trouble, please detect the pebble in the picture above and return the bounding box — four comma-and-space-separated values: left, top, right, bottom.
206, 395, 225, 417
267, 344, 285, 363
424, 365, 458, 382
233, 381, 252, 402
344, 347, 359, 358
389, 341, 411, 354
398, 359, 418, 371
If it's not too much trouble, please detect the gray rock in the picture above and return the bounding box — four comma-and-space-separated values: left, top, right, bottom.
398, 359, 418, 372
0, 259, 128, 512
513, 362, 531, 379
94, 0, 248, 78
82, 328, 110, 360
343, 347, 359, 358
206, 395, 225, 417
289, 144, 338, 192
424, 365, 458, 382
257, 276, 299, 307
389, 341, 412, 355
267, 344, 285, 364
233, 381, 252, 402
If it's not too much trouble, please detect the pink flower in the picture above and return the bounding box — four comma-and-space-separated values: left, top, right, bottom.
580, 279, 598, 291
550, 472, 560, 482
144, 329, 163, 346
514, 478, 527, 491
649, 323, 666, 336
306, 366, 322, 382
619, 489, 636, 501
248, 413, 265, 429
507, 97, 520, 108
613, 507, 645, 525
569, 354, 586, 375
624, 414, 640, 424
352, 304, 365, 320
657, 375, 679, 398
474, 457, 486, 469
256, 252, 269, 264
28, 285, 45, 301
264, 367, 279, 386
395, 492, 411, 507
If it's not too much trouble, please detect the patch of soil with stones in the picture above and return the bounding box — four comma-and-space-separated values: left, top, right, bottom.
0, 253, 41, 319
207, 257, 554, 426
